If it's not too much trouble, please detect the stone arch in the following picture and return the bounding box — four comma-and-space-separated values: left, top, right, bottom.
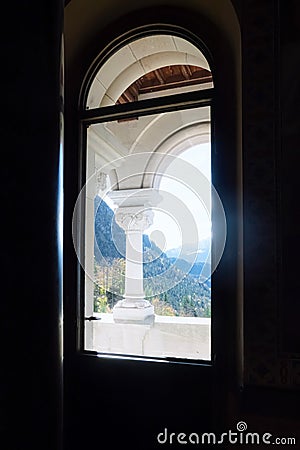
142, 121, 210, 189
86, 34, 211, 108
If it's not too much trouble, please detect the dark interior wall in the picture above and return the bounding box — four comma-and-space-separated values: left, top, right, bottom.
238, 0, 300, 440
0, 2, 64, 450
278, 0, 300, 357
242, 0, 300, 388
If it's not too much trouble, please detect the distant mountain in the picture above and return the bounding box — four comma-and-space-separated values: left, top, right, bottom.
166, 238, 211, 264
94, 196, 125, 261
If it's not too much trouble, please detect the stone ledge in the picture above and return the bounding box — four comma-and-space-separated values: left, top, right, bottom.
86, 313, 211, 360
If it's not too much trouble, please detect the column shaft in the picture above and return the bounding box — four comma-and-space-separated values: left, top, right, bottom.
124, 230, 144, 299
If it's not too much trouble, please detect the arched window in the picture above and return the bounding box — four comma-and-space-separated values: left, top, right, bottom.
73, 31, 226, 362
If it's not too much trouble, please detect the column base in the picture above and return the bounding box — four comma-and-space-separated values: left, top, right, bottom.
113, 299, 155, 324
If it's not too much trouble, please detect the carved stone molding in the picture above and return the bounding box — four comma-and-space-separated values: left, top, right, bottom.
115, 207, 153, 233
96, 172, 107, 192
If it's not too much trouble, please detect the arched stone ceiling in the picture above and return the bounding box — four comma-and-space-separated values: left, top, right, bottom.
86, 35, 211, 108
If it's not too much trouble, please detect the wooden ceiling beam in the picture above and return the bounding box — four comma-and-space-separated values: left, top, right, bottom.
180, 65, 191, 80
117, 65, 212, 103
154, 69, 165, 85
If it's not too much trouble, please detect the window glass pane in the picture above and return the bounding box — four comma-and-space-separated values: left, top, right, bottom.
83, 106, 212, 360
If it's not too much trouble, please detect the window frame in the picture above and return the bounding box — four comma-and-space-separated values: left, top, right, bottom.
77, 26, 217, 366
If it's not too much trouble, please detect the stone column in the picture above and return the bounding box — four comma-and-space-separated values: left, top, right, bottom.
109, 189, 159, 324
113, 207, 154, 323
